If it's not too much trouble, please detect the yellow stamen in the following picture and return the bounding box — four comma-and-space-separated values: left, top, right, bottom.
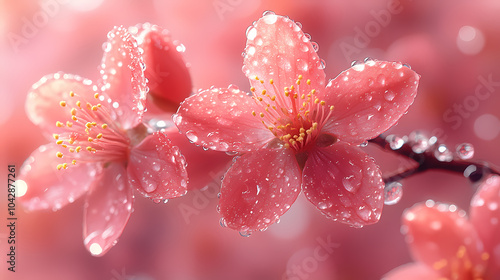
57, 164, 64, 170
66, 121, 72, 127
88, 137, 94, 142
94, 93, 99, 99
259, 112, 264, 118
306, 79, 311, 85
53, 134, 59, 140
76, 101, 81, 108
56, 140, 63, 145
86, 147, 93, 152
75, 146, 82, 153
269, 79, 274, 84
69, 91, 75, 97
101, 124, 108, 129
71, 108, 77, 115
320, 101, 326, 106
69, 148, 75, 153
56, 152, 63, 158
252, 111, 256, 116
72, 116, 77, 121
56, 121, 63, 127
96, 133, 103, 139
60, 101, 67, 107
72, 160, 77, 165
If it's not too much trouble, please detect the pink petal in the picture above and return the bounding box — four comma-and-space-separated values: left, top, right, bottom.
243, 14, 326, 98
165, 126, 233, 190
98, 26, 148, 130
18, 144, 100, 211
174, 87, 274, 152
132, 23, 192, 107
382, 263, 441, 280
402, 203, 486, 278
302, 142, 384, 227
25, 73, 96, 138
470, 175, 500, 273
127, 131, 188, 200
219, 148, 301, 231
321, 60, 419, 144
83, 162, 133, 256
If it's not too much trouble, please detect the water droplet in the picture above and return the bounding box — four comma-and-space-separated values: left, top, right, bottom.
219, 217, 227, 227
409, 131, 430, 154
152, 198, 162, 204
263, 13, 278, 24
342, 175, 357, 193
317, 201, 332, 210
384, 90, 395, 101
311, 42, 319, 52
403, 63, 411, 69
385, 134, 405, 150
434, 144, 453, 162
356, 206, 371, 221
384, 181, 403, 205
185, 130, 198, 143
246, 26, 257, 40
319, 59, 326, 69
351, 60, 359, 66
102, 42, 112, 52
239, 230, 252, 237
359, 141, 369, 147
377, 74, 386, 86
456, 143, 474, 160
262, 10, 276, 17
176, 44, 186, 53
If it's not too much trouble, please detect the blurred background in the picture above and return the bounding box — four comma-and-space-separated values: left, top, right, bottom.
1, 0, 500, 279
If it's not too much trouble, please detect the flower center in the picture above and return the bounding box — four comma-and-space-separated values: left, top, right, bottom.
251, 75, 334, 152
431, 245, 489, 279
53, 91, 130, 170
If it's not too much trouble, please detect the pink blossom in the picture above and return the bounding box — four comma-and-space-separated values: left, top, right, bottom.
174, 13, 420, 232
384, 175, 500, 280
19, 26, 189, 256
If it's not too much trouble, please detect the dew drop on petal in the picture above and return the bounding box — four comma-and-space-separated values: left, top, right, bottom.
102, 42, 112, 52
359, 141, 368, 147
246, 26, 257, 40
219, 217, 227, 227
384, 181, 403, 205
239, 230, 252, 237
434, 144, 453, 162
89, 243, 103, 256
384, 90, 395, 101
456, 143, 474, 160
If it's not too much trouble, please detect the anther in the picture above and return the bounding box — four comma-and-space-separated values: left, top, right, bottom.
69, 148, 75, 153
269, 79, 274, 84
56, 152, 63, 158
69, 91, 75, 97
314, 98, 320, 104
66, 121, 72, 127
320, 101, 326, 106
75, 146, 82, 153
72, 160, 77, 165
88, 137, 94, 142
71, 108, 77, 115
53, 134, 59, 140
252, 111, 256, 116
306, 79, 311, 85
96, 133, 103, 139
56, 140, 63, 145
85, 122, 92, 129
330, 106, 334, 111
60, 101, 67, 107
86, 147, 93, 152
76, 101, 81, 108
261, 90, 267, 95
91, 106, 98, 111
260, 112, 264, 118
101, 124, 108, 129
250, 87, 256, 92
94, 93, 99, 99
56, 121, 63, 127
72, 116, 77, 121
57, 164, 63, 170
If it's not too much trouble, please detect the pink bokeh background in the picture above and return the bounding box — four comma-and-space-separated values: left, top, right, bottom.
1, 0, 500, 279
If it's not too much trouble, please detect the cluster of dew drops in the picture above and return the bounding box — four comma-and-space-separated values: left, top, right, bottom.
379, 131, 476, 206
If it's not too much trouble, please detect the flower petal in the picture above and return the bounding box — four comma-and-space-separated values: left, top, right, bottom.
470, 175, 500, 273
302, 142, 384, 227
165, 126, 232, 190
219, 148, 301, 231
83, 162, 133, 256
174, 87, 274, 152
127, 131, 188, 200
321, 60, 419, 144
243, 14, 326, 98
402, 203, 486, 278
18, 144, 100, 211
382, 263, 441, 280
98, 26, 148, 130
25, 73, 96, 138
132, 23, 192, 107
